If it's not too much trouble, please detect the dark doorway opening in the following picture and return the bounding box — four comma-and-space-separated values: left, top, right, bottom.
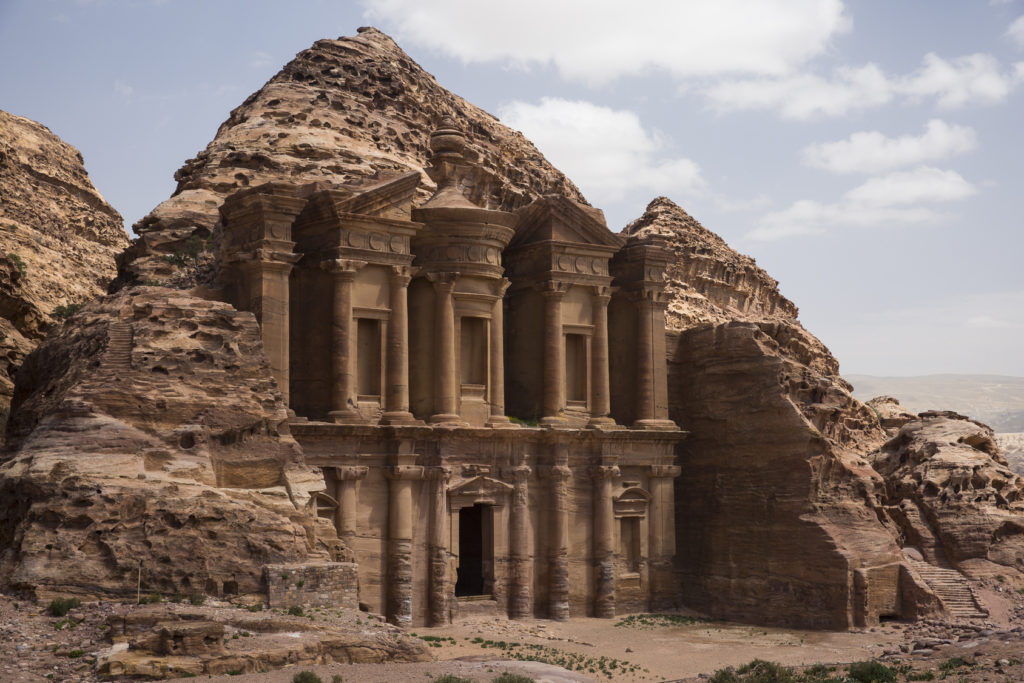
456, 504, 491, 596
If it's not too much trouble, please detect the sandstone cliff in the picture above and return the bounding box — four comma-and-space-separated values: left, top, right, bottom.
627, 198, 900, 627
0, 288, 335, 599
120, 26, 586, 288
870, 412, 1024, 581
0, 110, 129, 433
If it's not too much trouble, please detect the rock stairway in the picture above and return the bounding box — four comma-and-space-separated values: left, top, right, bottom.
909, 560, 987, 619
102, 322, 133, 369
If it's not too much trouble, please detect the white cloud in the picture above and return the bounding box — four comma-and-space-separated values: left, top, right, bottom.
1008, 16, 1024, 48
363, 0, 849, 84
498, 98, 705, 202
802, 120, 977, 174
844, 167, 977, 206
113, 79, 133, 99
249, 51, 274, 69
707, 53, 1020, 119
748, 166, 975, 240
966, 314, 1024, 330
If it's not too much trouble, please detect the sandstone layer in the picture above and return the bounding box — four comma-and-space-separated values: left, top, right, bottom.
0, 110, 129, 433
120, 26, 586, 288
870, 412, 1024, 580
626, 198, 900, 628
0, 288, 336, 599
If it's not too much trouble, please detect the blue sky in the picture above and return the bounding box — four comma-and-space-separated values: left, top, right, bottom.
1, 0, 1022, 377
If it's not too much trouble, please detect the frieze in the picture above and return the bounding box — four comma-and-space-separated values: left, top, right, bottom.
418, 243, 502, 266
341, 229, 409, 255
551, 253, 609, 276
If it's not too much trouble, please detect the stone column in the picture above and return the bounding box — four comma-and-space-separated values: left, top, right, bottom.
323, 259, 366, 423
385, 459, 424, 626
592, 463, 620, 618
248, 257, 299, 406
505, 463, 532, 618
382, 265, 415, 424
588, 287, 614, 427
543, 448, 571, 620
427, 466, 451, 626
333, 466, 369, 547
648, 464, 681, 610
540, 282, 569, 425
429, 272, 461, 423
486, 279, 512, 428
632, 289, 676, 429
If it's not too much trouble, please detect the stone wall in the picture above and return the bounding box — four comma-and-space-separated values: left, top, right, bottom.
265, 562, 359, 610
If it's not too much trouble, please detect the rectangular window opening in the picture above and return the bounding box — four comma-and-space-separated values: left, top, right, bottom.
356, 318, 382, 397
460, 317, 487, 387
620, 517, 641, 572
565, 333, 588, 402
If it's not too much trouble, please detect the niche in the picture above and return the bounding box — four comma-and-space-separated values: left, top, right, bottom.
356, 318, 382, 397
460, 317, 487, 387
565, 333, 588, 403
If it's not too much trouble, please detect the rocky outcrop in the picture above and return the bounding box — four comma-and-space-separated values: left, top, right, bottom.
870, 413, 1024, 581
121, 26, 586, 288
0, 288, 338, 599
867, 395, 919, 432
0, 110, 129, 434
624, 197, 797, 329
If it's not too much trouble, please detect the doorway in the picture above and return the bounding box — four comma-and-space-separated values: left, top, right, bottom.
456, 504, 493, 596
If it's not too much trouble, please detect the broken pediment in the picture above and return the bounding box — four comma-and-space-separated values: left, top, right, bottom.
299, 171, 421, 225
448, 475, 514, 504
510, 196, 624, 250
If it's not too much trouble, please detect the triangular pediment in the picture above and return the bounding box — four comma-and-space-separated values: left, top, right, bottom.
448, 475, 514, 498
301, 171, 420, 224
511, 196, 624, 250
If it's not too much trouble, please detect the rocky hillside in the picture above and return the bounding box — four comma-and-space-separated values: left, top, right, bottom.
121, 26, 586, 287
0, 288, 336, 599
0, 110, 129, 434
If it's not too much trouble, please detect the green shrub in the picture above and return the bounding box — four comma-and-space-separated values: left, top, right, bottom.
52, 302, 85, 321
905, 671, 935, 681
938, 656, 974, 672
710, 660, 796, 683
47, 597, 81, 617
68, 649, 84, 658
331, 676, 343, 683
846, 660, 897, 683
7, 252, 26, 276
431, 676, 474, 683
188, 593, 205, 606
292, 673, 321, 683
493, 674, 535, 683
246, 603, 264, 612
288, 605, 305, 617
169, 593, 185, 604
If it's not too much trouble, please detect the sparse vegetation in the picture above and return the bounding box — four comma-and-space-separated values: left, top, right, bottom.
614, 613, 707, 628
288, 605, 305, 617
291, 672, 321, 683
493, 674, 535, 683
47, 597, 80, 617
188, 593, 205, 606
846, 660, 897, 683
7, 252, 27, 276
468, 639, 644, 679
508, 416, 540, 427
938, 656, 975, 673
52, 302, 85, 321
431, 676, 473, 683
161, 234, 208, 268
67, 649, 84, 658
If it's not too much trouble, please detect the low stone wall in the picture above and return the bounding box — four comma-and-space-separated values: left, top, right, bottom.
264, 562, 359, 610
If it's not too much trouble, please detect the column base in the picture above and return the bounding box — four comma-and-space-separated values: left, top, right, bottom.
586, 416, 624, 430
328, 409, 364, 425
631, 419, 680, 431
429, 413, 467, 426
380, 411, 421, 426
540, 415, 571, 428
485, 414, 520, 429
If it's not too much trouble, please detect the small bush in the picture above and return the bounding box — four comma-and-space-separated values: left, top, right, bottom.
246, 603, 264, 612
493, 674, 535, 683
906, 671, 935, 681
169, 593, 185, 604
288, 605, 305, 617
292, 673, 322, 683
188, 593, 205, 606
52, 302, 85, 321
710, 660, 796, 683
139, 592, 162, 605
7, 252, 26, 276
846, 661, 897, 683
432, 676, 474, 683
938, 656, 974, 672
297, 579, 305, 588
331, 676, 343, 683
47, 597, 81, 617
68, 649, 84, 658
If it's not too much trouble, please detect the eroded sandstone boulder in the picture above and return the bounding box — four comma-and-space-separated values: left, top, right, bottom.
870, 413, 1024, 581
0, 110, 129, 434
0, 287, 337, 599
866, 395, 919, 432
120, 26, 586, 288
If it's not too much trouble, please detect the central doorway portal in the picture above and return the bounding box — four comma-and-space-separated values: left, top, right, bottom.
455, 503, 493, 596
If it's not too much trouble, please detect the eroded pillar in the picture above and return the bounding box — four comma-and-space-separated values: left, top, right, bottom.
592, 463, 619, 618
382, 265, 415, 424
333, 466, 368, 548
648, 464, 681, 610
541, 282, 569, 425
544, 447, 571, 620
323, 259, 366, 423
429, 272, 461, 423
427, 466, 451, 625
505, 463, 532, 618
385, 457, 423, 626
589, 287, 613, 427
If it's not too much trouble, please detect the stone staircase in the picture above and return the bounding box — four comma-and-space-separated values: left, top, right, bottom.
909, 559, 988, 619
102, 322, 133, 369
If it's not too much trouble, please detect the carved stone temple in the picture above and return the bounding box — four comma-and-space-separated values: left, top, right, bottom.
218, 118, 685, 626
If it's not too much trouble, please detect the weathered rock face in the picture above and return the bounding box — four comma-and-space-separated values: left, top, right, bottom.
0, 288, 336, 599
866, 395, 919, 432
120, 26, 586, 288
870, 413, 1024, 580
631, 198, 900, 628
0, 110, 129, 433
624, 197, 798, 329
995, 433, 1024, 476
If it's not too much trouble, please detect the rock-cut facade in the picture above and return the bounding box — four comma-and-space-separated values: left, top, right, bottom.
218, 118, 685, 626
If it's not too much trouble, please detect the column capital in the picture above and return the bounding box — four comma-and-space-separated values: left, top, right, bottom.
649, 464, 682, 479
496, 277, 512, 298
322, 258, 367, 278
426, 465, 452, 482
385, 465, 425, 481
427, 270, 460, 292
539, 465, 572, 482
390, 264, 414, 287
537, 280, 571, 298
590, 465, 621, 480
333, 465, 369, 481
501, 464, 532, 483
591, 285, 613, 305
627, 285, 670, 305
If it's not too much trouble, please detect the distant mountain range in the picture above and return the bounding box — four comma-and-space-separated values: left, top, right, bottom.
847, 374, 1024, 433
